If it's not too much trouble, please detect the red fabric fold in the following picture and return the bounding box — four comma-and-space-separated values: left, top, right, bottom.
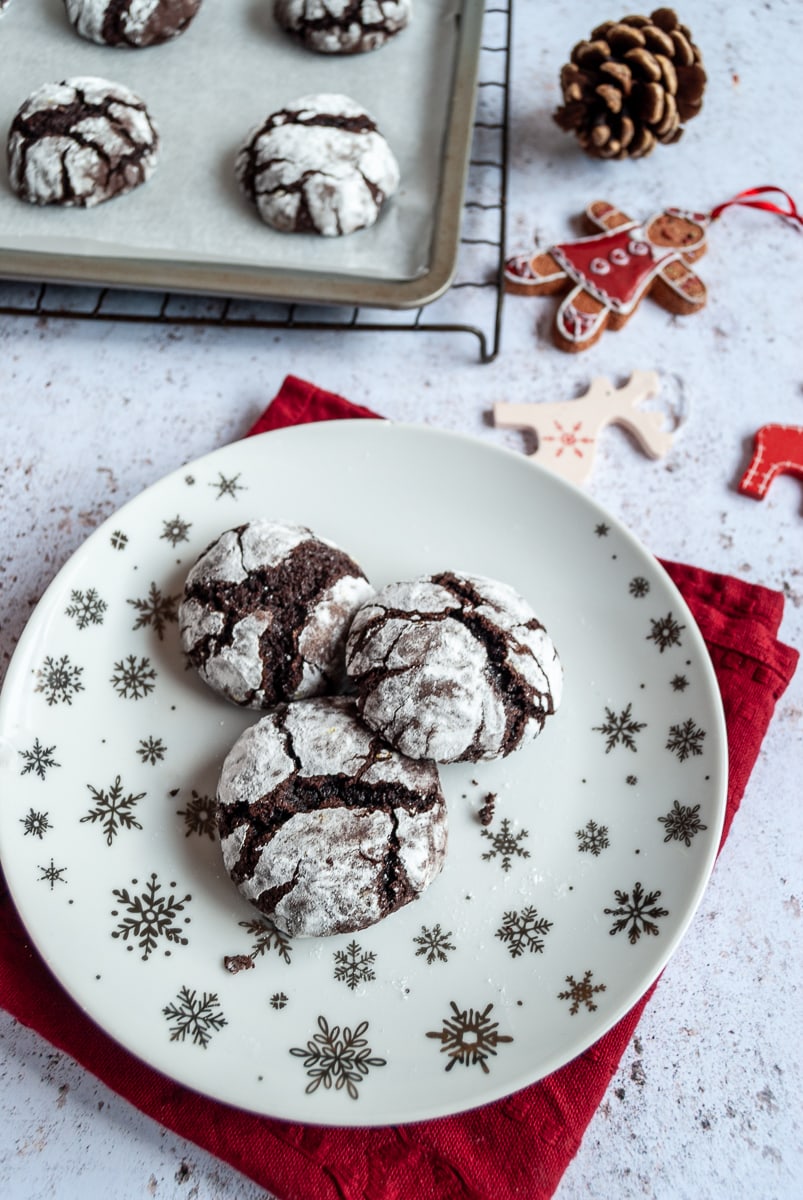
0, 374, 798, 1200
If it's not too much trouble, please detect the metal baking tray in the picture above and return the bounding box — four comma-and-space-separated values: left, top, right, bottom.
0, 0, 483, 309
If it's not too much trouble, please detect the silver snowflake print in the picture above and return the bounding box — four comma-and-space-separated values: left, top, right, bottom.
593, 702, 646, 753
163, 986, 227, 1048
184, 474, 195, 486
290, 1016, 386, 1100
65, 587, 108, 630
647, 611, 686, 653
209, 471, 246, 500
666, 718, 706, 762
496, 906, 553, 958
558, 970, 607, 1015
659, 800, 708, 846
176, 790, 216, 839
137, 736, 166, 765
413, 923, 456, 965
333, 940, 377, 990
111, 655, 157, 700
38, 859, 67, 889
426, 1001, 513, 1074
629, 576, 650, 598
110, 529, 128, 551
626, 774, 638, 786
111, 873, 191, 961
605, 881, 668, 944
236, 916, 293, 967
481, 817, 530, 872
127, 582, 179, 640
35, 654, 84, 706
21, 808, 52, 839
594, 522, 610, 537
81, 775, 145, 845
576, 819, 610, 856
160, 515, 192, 548
270, 992, 289, 1011
19, 738, 60, 780
670, 674, 690, 692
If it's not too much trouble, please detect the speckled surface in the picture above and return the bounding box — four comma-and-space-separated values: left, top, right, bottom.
1, 1, 802, 1197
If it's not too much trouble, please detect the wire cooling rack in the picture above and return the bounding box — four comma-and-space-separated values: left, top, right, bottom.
0, 3, 510, 363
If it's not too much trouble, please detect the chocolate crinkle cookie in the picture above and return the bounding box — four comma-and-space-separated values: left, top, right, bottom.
179, 519, 374, 709
7, 77, 159, 208
216, 696, 448, 937
63, 0, 203, 47
235, 93, 400, 237
274, 0, 411, 55
346, 571, 563, 763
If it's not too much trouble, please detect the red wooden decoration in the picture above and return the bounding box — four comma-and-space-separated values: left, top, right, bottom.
739, 425, 803, 502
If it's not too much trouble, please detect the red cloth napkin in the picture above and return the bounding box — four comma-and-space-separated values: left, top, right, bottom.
0, 375, 798, 1200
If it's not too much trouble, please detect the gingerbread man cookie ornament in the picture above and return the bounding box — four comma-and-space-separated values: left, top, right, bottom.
506, 199, 708, 352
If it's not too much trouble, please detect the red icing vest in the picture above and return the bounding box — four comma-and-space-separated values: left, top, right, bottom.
551, 223, 680, 314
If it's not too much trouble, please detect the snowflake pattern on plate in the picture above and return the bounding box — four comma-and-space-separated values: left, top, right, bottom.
81, 776, 145, 845
290, 1017, 386, 1099
162, 986, 227, 1048
35, 655, 84, 706
109, 530, 128, 551
666, 718, 706, 762
160, 516, 192, 548
270, 992, 289, 1011
413, 924, 456, 965
647, 612, 686, 652
111, 655, 157, 700
629, 576, 650, 598
426, 1002, 513, 1074
111, 873, 191, 961
496, 907, 553, 958
209, 472, 246, 500
604, 882, 668, 944
333, 941, 377, 990
137, 736, 166, 765
481, 817, 530, 871
21, 809, 51, 838
127, 583, 179, 641
19, 738, 60, 780
226, 917, 294, 972
593, 702, 646, 753
65, 587, 108, 630
658, 800, 708, 846
175, 789, 216, 839
38, 859, 67, 889
576, 819, 610, 856
558, 971, 607, 1014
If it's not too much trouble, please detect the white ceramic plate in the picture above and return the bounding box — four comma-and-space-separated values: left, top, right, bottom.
0, 422, 727, 1125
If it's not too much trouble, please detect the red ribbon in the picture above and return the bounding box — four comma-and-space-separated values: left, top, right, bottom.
710, 185, 803, 227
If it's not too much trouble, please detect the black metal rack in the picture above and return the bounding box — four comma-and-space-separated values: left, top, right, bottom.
0, 3, 510, 363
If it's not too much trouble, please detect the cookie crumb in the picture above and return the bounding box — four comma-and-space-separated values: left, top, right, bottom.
223, 954, 254, 975
478, 792, 497, 826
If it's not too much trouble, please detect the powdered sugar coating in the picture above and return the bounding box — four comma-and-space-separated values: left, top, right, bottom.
216, 696, 447, 937
346, 572, 563, 763
179, 519, 374, 709
235, 93, 400, 237
63, 0, 203, 47
274, 0, 411, 54
7, 77, 159, 208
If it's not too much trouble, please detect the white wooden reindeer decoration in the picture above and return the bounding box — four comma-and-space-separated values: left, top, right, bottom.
493, 370, 676, 486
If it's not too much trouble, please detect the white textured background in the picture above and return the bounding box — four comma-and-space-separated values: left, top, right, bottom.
1, 1, 802, 1198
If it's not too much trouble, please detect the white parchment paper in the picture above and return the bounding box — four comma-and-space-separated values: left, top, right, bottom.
0, 0, 462, 281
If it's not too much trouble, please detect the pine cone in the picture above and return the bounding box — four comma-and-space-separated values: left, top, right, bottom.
553, 8, 706, 159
